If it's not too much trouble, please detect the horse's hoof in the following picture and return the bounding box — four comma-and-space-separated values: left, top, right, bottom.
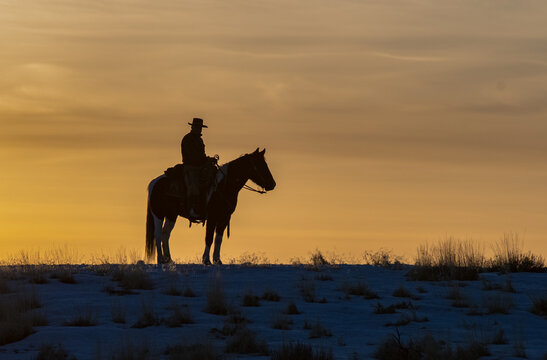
213, 259, 222, 265
202, 258, 212, 266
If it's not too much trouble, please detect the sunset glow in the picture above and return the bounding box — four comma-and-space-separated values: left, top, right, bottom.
2, 0, 547, 262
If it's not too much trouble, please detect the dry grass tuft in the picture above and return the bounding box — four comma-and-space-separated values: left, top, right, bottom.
489, 233, 545, 273
299, 278, 316, 303
262, 290, 280, 301
341, 279, 379, 299
131, 298, 159, 328
407, 237, 485, 281
111, 299, 126, 324
112, 265, 154, 290
385, 310, 428, 327
64, 305, 97, 326
375, 331, 489, 360
491, 327, 508, 344
363, 249, 403, 269
0, 288, 43, 345
165, 342, 219, 360
225, 325, 268, 355
310, 250, 331, 267
529, 294, 547, 317
374, 301, 415, 314
34, 343, 76, 360
284, 301, 300, 315
271, 313, 294, 330
392, 284, 413, 298
204, 273, 228, 315
242, 290, 260, 307
164, 303, 193, 327
50, 268, 77, 284
483, 293, 514, 314
308, 320, 332, 339
271, 342, 333, 360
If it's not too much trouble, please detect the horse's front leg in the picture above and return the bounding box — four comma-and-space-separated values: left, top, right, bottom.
161, 218, 176, 264
213, 221, 227, 265
202, 221, 215, 265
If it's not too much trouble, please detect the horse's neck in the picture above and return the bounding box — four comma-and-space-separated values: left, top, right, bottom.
223, 157, 249, 195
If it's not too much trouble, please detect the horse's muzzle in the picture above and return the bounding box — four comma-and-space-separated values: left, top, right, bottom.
265, 180, 276, 191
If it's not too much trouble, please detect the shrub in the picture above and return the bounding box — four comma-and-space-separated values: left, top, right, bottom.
299, 278, 316, 302
284, 301, 300, 315
374, 331, 489, 360
131, 298, 159, 328
106, 337, 150, 360
489, 233, 545, 273
112, 265, 154, 290
529, 295, 547, 316
308, 321, 332, 338
271, 342, 333, 360
165, 342, 219, 360
50, 269, 76, 284
272, 313, 293, 330
64, 305, 97, 326
111, 299, 126, 324
374, 301, 415, 314
491, 327, 508, 344
0, 288, 42, 345
407, 238, 485, 281
242, 290, 260, 307
225, 326, 268, 354
204, 273, 228, 315
164, 304, 193, 327
385, 310, 428, 327
315, 274, 333, 281
310, 250, 330, 267
262, 290, 281, 301
341, 279, 379, 299
483, 293, 514, 314
363, 249, 403, 269
33, 343, 76, 360
392, 284, 413, 298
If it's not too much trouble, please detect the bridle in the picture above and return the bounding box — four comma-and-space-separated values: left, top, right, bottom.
243, 155, 268, 194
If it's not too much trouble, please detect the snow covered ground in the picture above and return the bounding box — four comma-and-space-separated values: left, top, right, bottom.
1, 264, 546, 359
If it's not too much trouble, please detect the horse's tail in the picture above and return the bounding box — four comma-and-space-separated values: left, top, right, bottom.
145, 203, 155, 261
145, 176, 163, 261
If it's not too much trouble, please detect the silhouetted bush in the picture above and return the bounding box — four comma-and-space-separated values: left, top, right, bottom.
407, 238, 485, 281
489, 233, 545, 273
165, 342, 219, 360
34, 343, 76, 360
529, 295, 547, 316
374, 331, 489, 360
271, 342, 333, 360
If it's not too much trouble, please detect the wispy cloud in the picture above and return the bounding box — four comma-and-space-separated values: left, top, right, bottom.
372, 51, 448, 62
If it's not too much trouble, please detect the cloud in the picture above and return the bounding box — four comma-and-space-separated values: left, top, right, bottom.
372, 51, 448, 62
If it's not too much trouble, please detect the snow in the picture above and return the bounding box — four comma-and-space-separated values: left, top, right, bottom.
1, 264, 546, 359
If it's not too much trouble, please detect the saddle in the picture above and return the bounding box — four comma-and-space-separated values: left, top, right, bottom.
163, 162, 219, 222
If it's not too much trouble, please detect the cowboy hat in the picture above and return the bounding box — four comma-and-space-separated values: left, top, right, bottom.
188, 118, 208, 128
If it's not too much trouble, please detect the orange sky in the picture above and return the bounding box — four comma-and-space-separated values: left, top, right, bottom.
1, 0, 547, 262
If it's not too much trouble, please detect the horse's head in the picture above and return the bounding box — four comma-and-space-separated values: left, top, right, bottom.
248, 148, 276, 191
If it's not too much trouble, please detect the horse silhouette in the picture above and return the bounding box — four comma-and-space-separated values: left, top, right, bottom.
146, 148, 276, 264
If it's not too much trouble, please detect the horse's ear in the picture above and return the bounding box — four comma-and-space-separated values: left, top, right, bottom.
260, 148, 266, 155
254, 147, 259, 154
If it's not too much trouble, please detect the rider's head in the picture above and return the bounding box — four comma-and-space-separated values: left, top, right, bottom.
189, 118, 208, 134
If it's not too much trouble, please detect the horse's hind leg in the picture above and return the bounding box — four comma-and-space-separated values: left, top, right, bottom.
161, 218, 176, 263
213, 221, 228, 265
153, 215, 165, 264
202, 220, 215, 265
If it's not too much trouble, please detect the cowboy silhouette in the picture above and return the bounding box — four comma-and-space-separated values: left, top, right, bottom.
181, 118, 215, 219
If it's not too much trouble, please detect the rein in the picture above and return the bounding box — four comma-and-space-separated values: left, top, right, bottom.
243, 184, 266, 194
